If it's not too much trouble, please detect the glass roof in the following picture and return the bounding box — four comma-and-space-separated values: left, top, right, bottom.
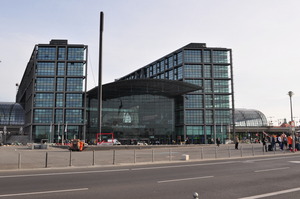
235, 108, 268, 127
0, 102, 25, 125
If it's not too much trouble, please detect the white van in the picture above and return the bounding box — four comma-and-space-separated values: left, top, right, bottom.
107, 139, 121, 145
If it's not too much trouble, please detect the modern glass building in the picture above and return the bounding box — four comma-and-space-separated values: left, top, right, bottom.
119, 43, 234, 144
86, 79, 201, 144
16, 40, 87, 143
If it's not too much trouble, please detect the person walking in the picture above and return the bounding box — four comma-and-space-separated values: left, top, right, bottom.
216, 137, 221, 147
262, 136, 268, 152
234, 136, 239, 150
277, 135, 283, 150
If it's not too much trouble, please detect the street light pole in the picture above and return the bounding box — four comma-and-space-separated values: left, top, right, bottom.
288, 91, 295, 152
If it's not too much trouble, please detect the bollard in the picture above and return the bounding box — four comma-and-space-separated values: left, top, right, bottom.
45, 152, 48, 168
201, 147, 203, 159
152, 149, 154, 162
252, 145, 254, 156
113, 150, 116, 165
92, 150, 95, 166
69, 150, 72, 167
240, 145, 243, 157
215, 146, 218, 159
18, 153, 21, 169
134, 150, 136, 164
193, 192, 199, 199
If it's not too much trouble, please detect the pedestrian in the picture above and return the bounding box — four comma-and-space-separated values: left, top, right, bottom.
277, 135, 283, 150
262, 136, 268, 152
216, 137, 221, 147
234, 136, 239, 150
271, 135, 276, 151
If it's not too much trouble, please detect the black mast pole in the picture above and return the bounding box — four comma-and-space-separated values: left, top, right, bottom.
98, 12, 104, 141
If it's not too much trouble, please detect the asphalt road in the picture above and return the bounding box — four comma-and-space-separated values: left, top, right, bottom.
1, 154, 300, 199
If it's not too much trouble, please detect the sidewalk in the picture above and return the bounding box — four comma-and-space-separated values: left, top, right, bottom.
0, 144, 296, 171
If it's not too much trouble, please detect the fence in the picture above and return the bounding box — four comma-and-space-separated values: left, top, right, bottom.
0, 144, 292, 170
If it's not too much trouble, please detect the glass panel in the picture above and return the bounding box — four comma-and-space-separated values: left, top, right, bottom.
35, 78, 54, 91
214, 65, 229, 78
203, 50, 211, 63
185, 110, 203, 124
56, 93, 64, 107
57, 63, 65, 76
212, 51, 229, 63
66, 78, 83, 91
36, 62, 55, 76
65, 109, 83, 123
185, 94, 203, 108
67, 47, 84, 60
34, 93, 54, 107
67, 63, 84, 76
184, 65, 202, 78
33, 109, 53, 123
184, 50, 201, 63
58, 47, 66, 60
37, 47, 56, 60
66, 94, 83, 107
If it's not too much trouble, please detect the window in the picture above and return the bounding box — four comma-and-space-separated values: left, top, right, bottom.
66, 78, 83, 91
203, 50, 211, 63
67, 63, 84, 76
184, 50, 201, 63
185, 110, 203, 124
56, 93, 64, 107
36, 62, 55, 76
35, 78, 54, 91
65, 109, 83, 123
68, 48, 84, 60
212, 51, 229, 63
177, 51, 183, 65
214, 95, 230, 108
186, 126, 204, 136
58, 47, 66, 60
185, 79, 202, 93
214, 65, 229, 78
34, 93, 53, 107
57, 63, 65, 76
215, 110, 231, 124
214, 80, 229, 93
204, 80, 212, 93
204, 65, 212, 78
55, 109, 63, 123
205, 110, 213, 124
56, 78, 64, 91
37, 47, 56, 60
33, 109, 53, 123
66, 94, 83, 107
205, 95, 213, 108
184, 65, 202, 78
185, 94, 203, 108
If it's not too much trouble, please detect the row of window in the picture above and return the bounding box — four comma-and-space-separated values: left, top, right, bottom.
33, 109, 83, 124
34, 93, 83, 108
184, 79, 231, 93
184, 65, 230, 78
37, 47, 85, 61
35, 78, 83, 92
186, 125, 229, 136
185, 110, 231, 125
184, 50, 229, 64
36, 62, 84, 76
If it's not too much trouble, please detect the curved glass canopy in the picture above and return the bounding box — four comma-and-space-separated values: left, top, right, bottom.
0, 102, 25, 125
235, 108, 268, 127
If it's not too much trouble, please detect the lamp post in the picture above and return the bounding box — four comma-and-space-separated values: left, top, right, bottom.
288, 91, 295, 152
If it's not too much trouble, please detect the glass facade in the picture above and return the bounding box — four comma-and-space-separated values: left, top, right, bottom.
87, 94, 175, 145
16, 40, 87, 142
119, 43, 234, 144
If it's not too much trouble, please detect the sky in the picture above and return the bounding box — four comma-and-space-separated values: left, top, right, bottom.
0, 0, 299, 125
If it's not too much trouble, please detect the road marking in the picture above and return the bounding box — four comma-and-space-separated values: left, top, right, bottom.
289, 161, 300, 163
158, 176, 213, 183
0, 188, 88, 198
0, 169, 129, 179
254, 167, 289, 173
239, 187, 300, 199
132, 161, 238, 171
